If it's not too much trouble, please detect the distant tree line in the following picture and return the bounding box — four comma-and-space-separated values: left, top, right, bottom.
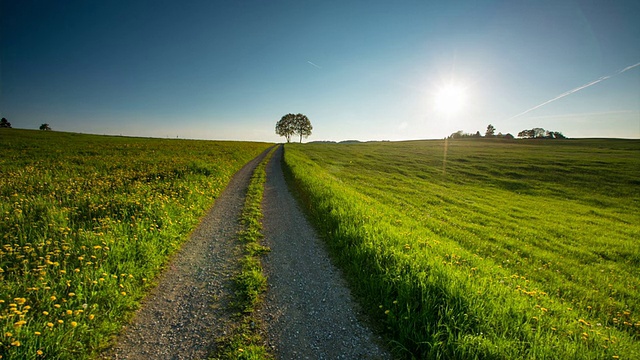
449, 124, 566, 140
517, 128, 566, 139
0, 117, 53, 131
448, 124, 514, 140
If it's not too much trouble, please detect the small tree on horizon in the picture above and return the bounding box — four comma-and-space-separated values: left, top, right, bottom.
276, 113, 312, 143
485, 124, 496, 137
275, 114, 295, 143
293, 113, 312, 143
0, 118, 11, 128
39, 123, 52, 131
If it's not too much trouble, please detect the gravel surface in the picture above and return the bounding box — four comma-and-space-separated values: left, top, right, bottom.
258, 145, 391, 360
104, 149, 269, 360
104, 145, 390, 360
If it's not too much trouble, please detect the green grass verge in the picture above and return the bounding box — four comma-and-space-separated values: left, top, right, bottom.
0, 129, 271, 359
283, 139, 640, 359
213, 145, 277, 360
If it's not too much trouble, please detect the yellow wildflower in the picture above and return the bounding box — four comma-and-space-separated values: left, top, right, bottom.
13, 320, 27, 328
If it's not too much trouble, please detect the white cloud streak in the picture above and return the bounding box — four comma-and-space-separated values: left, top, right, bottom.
307, 60, 322, 69
507, 61, 640, 121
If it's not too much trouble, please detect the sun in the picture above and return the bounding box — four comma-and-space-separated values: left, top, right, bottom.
434, 83, 467, 115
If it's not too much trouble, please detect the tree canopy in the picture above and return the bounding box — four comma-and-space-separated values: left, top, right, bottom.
0, 118, 11, 128
517, 128, 566, 139
449, 124, 513, 140
276, 113, 312, 143
485, 124, 496, 137
39, 123, 52, 131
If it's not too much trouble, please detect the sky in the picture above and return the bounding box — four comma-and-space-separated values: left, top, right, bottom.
1, 0, 639, 142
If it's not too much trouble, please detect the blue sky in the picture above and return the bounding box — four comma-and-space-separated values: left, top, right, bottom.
1, 0, 639, 142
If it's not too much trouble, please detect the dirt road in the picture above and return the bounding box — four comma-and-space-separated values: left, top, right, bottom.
258, 145, 390, 359
106, 149, 269, 359
105, 145, 389, 359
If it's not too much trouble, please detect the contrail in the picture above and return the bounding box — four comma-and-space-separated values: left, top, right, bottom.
307, 60, 322, 69
507, 61, 640, 121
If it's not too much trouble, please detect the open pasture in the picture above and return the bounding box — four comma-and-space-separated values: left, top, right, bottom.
0, 130, 270, 359
284, 138, 640, 359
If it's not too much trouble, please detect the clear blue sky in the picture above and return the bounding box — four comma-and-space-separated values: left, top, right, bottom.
2, 0, 639, 142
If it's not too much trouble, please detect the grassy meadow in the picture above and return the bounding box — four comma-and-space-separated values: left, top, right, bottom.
283, 138, 640, 359
0, 129, 270, 359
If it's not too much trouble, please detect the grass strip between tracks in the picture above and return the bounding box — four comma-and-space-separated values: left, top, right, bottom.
213, 145, 277, 360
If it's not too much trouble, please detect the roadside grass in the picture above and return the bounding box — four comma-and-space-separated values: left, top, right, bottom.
0, 129, 271, 359
213, 145, 277, 360
283, 138, 640, 359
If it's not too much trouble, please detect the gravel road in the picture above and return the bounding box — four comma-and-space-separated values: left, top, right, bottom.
258, 145, 391, 359
104, 145, 390, 359
105, 149, 270, 360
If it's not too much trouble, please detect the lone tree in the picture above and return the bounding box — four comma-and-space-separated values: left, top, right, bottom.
485, 124, 496, 137
276, 113, 312, 143
39, 123, 52, 131
0, 118, 11, 128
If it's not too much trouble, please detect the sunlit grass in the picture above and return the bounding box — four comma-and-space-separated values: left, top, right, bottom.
284, 138, 640, 359
0, 129, 271, 359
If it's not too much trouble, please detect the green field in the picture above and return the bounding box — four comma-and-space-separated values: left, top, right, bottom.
0, 129, 270, 359
283, 139, 640, 359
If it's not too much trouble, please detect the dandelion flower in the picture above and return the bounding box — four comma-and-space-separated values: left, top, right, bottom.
34, 332, 42, 336
11, 340, 21, 347
46, 322, 54, 328
71, 321, 77, 327
88, 314, 95, 320
37, 350, 43, 355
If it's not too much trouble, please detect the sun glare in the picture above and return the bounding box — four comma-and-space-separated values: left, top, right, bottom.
435, 83, 467, 115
